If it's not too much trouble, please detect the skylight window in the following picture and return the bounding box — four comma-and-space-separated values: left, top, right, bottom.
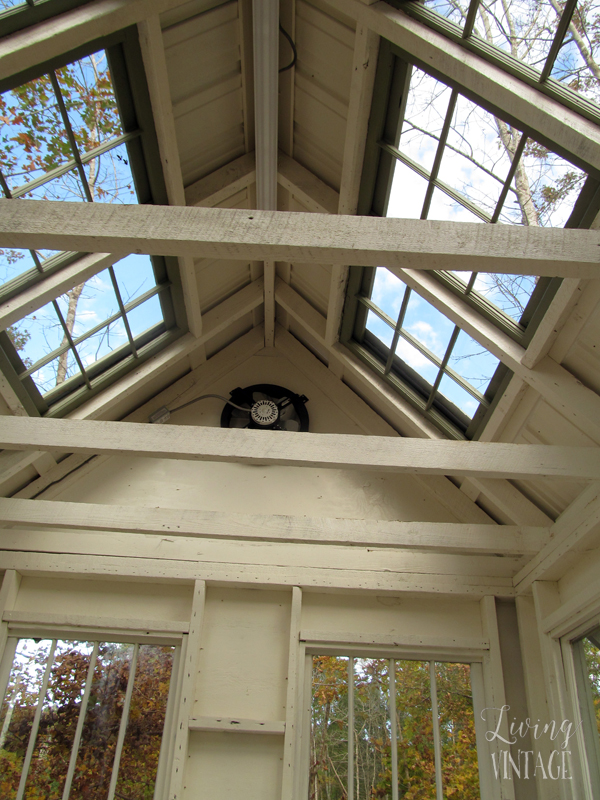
343, 35, 598, 438
0, 36, 185, 417
397, 0, 600, 116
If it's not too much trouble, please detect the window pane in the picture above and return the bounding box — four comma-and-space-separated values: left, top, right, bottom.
58, 52, 124, 155
386, 158, 429, 219
113, 255, 158, 304
450, 329, 500, 393
472, 0, 559, 70
127, 294, 164, 340
435, 662, 480, 797
395, 336, 439, 383
24, 640, 95, 798
310, 656, 349, 800
31, 350, 82, 394
582, 632, 600, 737
439, 373, 480, 419
403, 291, 455, 359
354, 659, 390, 800
371, 267, 406, 321
399, 69, 453, 173
0, 76, 71, 194
0, 639, 175, 800
395, 660, 436, 798
84, 143, 136, 204
366, 309, 394, 349
550, 0, 600, 107
114, 645, 175, 798
473, 272, 537, 321
0, 638, 53, 799
0, 248, 37, 286
424, 0, 469, 26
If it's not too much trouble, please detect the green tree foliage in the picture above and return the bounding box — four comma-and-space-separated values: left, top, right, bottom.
310, 657, 479, 800
583, 635, 600, 736
0, 640, 173, 799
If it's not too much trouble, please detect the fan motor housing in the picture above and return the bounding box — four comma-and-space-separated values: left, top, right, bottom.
220, 384, 309, 432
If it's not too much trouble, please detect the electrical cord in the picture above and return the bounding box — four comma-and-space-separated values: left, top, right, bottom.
279, 23, 297, 73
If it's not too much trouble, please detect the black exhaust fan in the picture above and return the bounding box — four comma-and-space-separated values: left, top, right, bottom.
220, 384, 309, 432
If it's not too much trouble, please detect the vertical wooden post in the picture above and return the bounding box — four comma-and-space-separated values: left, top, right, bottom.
168, 580, 206, 800
481, 595, 516, 800
281, 586, 302, 800
0, 570, 20, 664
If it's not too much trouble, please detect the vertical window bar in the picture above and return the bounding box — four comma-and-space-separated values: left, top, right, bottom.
462, 0, 480, 39
429, 661, 443, 800
421, 90, 459, 220
107, 642, 139, 800
0, 637, 19, 740
62, 642, 99, 800
49, 71, 94, 204
16, 639, 58, 800
348, 657, 354, 800
425, 325, 461, 411
385, 286, 412, 375
490, 133, 528, 224
52, 299, 93, 389
540, 0, 579, 82
108, 266, 139, 358
389, 659, 399, 800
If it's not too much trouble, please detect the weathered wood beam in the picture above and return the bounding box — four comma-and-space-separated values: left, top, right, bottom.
0, 0, 183, 83
1, 200, 597, 278
324, 0, 600, 174
137, 14, 202, 338
185, 152, 256, 207
2, 416, 600, 479
277, 153, 339, 214
0, 497, 549, 555
514, 482, 600, 592
264, 261, 275, 347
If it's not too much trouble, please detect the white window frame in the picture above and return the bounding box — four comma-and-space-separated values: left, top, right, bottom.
560, 613, 600, 800
300, 639, 493, 800
0, 622, 183, 800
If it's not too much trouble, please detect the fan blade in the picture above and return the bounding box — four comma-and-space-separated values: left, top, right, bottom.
229, 417, 249, 428
281, 419, 300, 432
230, 407, 251, 419
253, 392, 270, 402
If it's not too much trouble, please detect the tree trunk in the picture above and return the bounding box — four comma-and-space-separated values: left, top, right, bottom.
56, 282, 84, 385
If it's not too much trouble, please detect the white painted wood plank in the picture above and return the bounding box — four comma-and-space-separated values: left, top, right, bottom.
3, 415, 600, 479
338, 25, 379, 215
277, 153, 339, 214
0, 497, 549, 555
300, 630, 489, 650
326, 0, 600, 173
185, 152, 256, 207
0, 569, 20, 665
2, 610, 189, 633
188, 717, 285, 735
0, 551, 516, 596
138, 15, 202, 338
281, 587, 301, 800
0, 0, 184, 82
514, 482, 600, 592
1, 200, 597, 278
264, 261, 275, 347
169, 580, 205, 800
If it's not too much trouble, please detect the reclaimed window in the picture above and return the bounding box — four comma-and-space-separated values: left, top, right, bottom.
310, 656, 480, 800
0, 34, 185, 417
391, 0, 600, 122
342, 36, 598, 438
572, 626, 600, 792
0, 637, 176, 800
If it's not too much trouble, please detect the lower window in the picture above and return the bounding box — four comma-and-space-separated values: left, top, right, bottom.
0, 637, 175, 800
310, 656, 480, 799
572, 626, 600, 793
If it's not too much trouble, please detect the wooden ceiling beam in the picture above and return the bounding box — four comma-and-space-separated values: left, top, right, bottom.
1, 200, 597, 278
3, 415, 600, 479
0, 496, 549, 556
